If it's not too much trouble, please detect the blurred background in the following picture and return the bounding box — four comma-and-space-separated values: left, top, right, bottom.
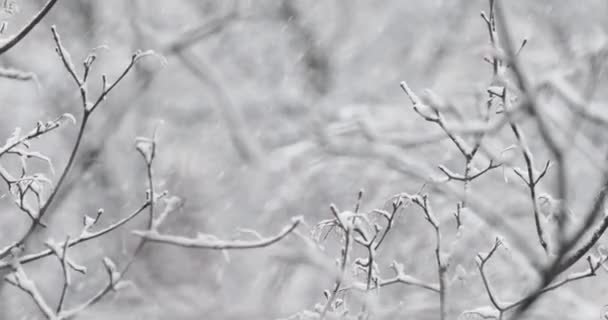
1, 0, 608, 319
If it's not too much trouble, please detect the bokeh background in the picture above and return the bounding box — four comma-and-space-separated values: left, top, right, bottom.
1, 0, 608, 319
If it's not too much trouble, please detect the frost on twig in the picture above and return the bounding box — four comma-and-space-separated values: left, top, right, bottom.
5, 262, 57, 319
457, 306, 500, 320
0, 114, 78, 232
51, 26, 157, 114
4, 242, 131, 320
400, 80, 501, 207
0, 66, 38, 84
0, 114, 76, 157
472, 236, 606, 319
411, 194, 447, 320
0, 203, 149, 270
377, 261, 440, 293
132, 216, 302, 250
56, 257, 126, 319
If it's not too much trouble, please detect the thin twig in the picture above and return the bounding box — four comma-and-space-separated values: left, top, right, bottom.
412, 195, 446, 320
132, 217, 302, 250
0, 202, 150, 270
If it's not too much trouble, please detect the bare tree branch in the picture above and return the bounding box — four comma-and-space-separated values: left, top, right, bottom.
133, 216, 302, 250
0, 0, 59, 55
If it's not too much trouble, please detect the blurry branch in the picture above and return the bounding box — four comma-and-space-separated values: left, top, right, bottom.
132, 216, 302, 250
323, 105, 535, 187
423, 0, 474, 83
175, 50, 264, 164
524, 256, 605, 298
494, 1, 568, 231
505, 93, 551, 254
341, 90, 525, 151
558, 180, 608, 271
527, 73, 608, 173
318, 132, 432, 181
539, 159, 608, 277
481, 2, 550, 254
165, 0, 239, 54
166, 1, 331, 164
0, 66, 37, 82
474, 237, 606, 318
453, 202, 463, 230
544, 76, 608, 127
4, 262, 56, 319
502, 89, 551, 253
378, 109, 520, 149
279, 1, 332, 96
164, 1, 267, 164
272, 229, 343, 282
0, 0, 58, 55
